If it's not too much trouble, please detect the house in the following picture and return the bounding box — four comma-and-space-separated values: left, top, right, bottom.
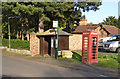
69, 19, 120, 51
30, 29, 71, 56
30, 19, 120, 55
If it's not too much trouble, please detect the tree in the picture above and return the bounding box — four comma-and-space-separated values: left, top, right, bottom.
42, 2, 102, 32
100, 16, 118, 28
2, 2, 102, 39
118, 16, 120, 28
2, 2, 39, 40
2, 2, 19, 39
11, 2, 102, 31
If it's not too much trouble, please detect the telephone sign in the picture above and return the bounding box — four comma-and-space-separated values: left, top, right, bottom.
91, 33, 97, 35
83, 33, 89, 35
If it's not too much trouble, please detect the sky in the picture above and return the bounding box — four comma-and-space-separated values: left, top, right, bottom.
82, 0, 119, 24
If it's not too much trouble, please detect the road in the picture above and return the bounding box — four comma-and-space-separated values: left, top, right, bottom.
98, 50, 117, 55
2, 55, 109, 77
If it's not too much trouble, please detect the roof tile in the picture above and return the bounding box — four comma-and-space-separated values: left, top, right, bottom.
73, 24, 99, 33
73, 24, 120, 35
103, 25, 120, 35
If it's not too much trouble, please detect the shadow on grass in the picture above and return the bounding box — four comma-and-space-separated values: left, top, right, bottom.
72, 52, 82, 62
59, 52, 82, 63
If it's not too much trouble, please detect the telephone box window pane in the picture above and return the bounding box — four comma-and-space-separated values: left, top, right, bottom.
84, 47, 87, 51
93, 56, 96, 59
84, 51, 87, 53
84, 36, 88, 59
92, 46, 96, 48
92, 50, 96, 53
92, 37, 97, 53
84, 37, 88, 39
84, 45, 88, 47
84, 37, 88, 47
92, 54, 96, 59
92, 37, 97, 45
84, 54, 87, 59
84, 40, 88, 42
84, 42, 88, 44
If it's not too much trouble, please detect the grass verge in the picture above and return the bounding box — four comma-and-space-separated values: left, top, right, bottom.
59, 52, 82, 63
59, 52, 119, 69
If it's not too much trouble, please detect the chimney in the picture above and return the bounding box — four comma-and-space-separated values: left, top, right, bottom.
79, 19, 87, 25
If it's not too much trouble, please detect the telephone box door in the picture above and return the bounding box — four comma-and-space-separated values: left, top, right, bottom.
82, 31, 98, 64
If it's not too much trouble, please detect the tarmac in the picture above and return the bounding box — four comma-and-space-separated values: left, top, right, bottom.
2, 49, 119, 77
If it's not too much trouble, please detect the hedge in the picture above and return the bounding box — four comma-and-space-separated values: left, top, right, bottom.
2, 39, 30, 50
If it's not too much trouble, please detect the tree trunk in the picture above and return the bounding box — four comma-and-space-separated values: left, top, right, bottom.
2, 33, 4, 39
22, 34, 24, 40
27, 32, 30, 40
17, 31, 19, 39
38, 13, 44, 33
38, 21, 44, 33
20, 31, 22, 39
21, 23, 24, 40
26, 19, 30, 40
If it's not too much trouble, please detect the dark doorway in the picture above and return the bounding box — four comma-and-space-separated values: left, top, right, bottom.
44, 36, 51, 56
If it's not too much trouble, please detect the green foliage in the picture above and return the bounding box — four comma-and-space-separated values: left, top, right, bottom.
2, 22, 8, 34
40, 14, 50, 22
118, 16, 120, 28
60, 52, 119, 68
96, 59, 118, 68
94, 54, 119, 68
98, 54, 118, 60
116, 53, 120, 62
2, 39, 30, 50
2, 2, 102, 38
101, 16, 119, 28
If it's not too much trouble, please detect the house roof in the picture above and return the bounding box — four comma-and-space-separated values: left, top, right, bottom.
36, 29, 71, 36
72, 24, 100, 33
72, 24, 120, 35
102, 25, 120, 35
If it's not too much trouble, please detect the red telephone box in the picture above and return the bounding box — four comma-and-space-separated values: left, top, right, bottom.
82, 30, 98, 64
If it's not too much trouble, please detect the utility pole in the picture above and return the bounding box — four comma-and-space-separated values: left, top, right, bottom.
8, 16, 20, 51
53, 21, 59, 60
56, 23, 59, 60
8, 18, 10, 51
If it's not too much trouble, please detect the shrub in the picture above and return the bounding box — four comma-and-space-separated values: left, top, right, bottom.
2, 39, 30, 50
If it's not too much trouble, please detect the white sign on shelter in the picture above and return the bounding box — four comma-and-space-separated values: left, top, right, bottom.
53, 21, 58, 28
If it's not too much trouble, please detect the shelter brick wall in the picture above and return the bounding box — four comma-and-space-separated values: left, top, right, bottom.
69, 34, 82, 51
30, 33, 40, 56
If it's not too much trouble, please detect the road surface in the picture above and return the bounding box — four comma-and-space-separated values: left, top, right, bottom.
2, 55, 109, 77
